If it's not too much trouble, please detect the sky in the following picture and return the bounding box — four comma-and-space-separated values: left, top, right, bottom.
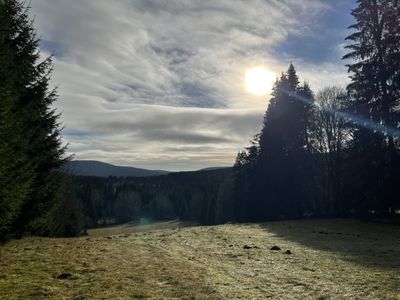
30, 0, 355, 171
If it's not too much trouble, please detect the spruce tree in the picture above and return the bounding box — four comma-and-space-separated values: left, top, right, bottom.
232, 136, 260, 221
234, 64, 315, 221
343, 0, 400, 216
0, 0, 67, 238
257, 64, 314, 219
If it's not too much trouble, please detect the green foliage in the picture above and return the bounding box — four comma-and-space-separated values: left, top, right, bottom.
343, 0, 400, 216
0, 0, 75, 239
0, 0, 37, 238
49, 183, 85, 237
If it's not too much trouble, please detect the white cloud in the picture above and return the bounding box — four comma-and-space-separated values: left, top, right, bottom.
30, 0, 350, 170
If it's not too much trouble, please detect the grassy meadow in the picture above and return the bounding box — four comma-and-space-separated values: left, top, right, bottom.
0, 219, 399, 299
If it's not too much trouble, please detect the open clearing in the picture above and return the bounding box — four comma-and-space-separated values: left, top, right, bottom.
0, 219, 399, 299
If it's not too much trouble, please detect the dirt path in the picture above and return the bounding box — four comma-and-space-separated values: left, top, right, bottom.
0, 234, 217, 299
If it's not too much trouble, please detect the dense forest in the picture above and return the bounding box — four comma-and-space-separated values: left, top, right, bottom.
1, 0, 399, 240
71, 169, 232, 229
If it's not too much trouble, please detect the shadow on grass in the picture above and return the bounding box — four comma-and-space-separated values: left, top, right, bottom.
258, 218, 400, 270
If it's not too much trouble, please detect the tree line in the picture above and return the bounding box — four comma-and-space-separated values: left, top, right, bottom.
232, 0, 400, 222
70, 169, 231, 229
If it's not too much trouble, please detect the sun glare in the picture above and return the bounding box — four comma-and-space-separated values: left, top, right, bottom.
245, 67, 276, 95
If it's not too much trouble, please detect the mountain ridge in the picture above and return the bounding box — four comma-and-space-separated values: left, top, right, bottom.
66, 160, 231, 178
66, 160, 169, 178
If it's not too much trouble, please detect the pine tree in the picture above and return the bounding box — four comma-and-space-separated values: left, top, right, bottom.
343, 0, 400, 216
0, 0, 67, 238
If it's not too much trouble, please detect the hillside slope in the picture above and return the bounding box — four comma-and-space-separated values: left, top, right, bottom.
1, 220, 399, 299
66, 160, 169, 177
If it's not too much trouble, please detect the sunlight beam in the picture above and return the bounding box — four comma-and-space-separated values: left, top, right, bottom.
282, 88, 400, 139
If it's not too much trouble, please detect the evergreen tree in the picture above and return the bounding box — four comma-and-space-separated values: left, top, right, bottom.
233, 64, 315, 221
343, 0, 400, 216
232, 136, 260, 221
256, 73, 294, 220
46, 179, 84, 237
0, 0, 67, 238
296, 82, 316, 214
256, 64, 314, 219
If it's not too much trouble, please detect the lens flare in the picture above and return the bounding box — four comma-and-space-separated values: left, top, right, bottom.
282, 88, 400, 139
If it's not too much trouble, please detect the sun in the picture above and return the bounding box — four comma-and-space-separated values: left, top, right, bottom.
245, 67, 276, 95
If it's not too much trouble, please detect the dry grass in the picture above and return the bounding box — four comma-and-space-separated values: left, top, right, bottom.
0, 219, 399, 299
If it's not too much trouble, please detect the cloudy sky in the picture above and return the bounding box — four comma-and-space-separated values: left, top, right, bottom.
31, 0, 355, 171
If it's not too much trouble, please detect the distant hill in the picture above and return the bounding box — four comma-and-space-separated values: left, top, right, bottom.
197, 166, 231, 172
66, 160, 169, 178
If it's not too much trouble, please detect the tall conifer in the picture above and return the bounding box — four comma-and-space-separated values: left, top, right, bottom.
343, 0, 400, 216
234, 64, 315, 221
0, 0, 66, 238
